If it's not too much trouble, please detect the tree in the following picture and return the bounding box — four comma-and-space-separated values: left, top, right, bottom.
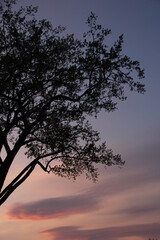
0, 0, 145, 206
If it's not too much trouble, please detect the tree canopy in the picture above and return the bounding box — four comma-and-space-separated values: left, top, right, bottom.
0, 0, 145, 205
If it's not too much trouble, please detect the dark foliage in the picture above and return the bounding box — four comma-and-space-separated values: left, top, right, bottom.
0, 0, 145, 205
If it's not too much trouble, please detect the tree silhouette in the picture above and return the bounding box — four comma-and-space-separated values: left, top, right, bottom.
0, 0, 145, 205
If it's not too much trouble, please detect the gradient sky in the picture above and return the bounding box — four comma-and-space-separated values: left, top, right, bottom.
1, 0, 160, 240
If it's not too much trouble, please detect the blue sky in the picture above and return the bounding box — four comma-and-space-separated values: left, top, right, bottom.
1, 1, 160, 240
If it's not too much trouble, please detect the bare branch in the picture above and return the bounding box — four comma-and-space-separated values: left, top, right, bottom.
0, 163, 36, 205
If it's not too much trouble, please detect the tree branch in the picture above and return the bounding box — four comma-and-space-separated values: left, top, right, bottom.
0, 128, 11, 154
0, 162, 36, 206
0, 150, 61, 205
3, 137, 11, 154
0, 153, 45, 205
37, 160, 50, 173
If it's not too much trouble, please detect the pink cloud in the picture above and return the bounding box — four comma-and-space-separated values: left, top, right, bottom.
7, 194, 99, 220
6, 165, 160, 221
6, 130, 160, 222
41, 223, 160, 240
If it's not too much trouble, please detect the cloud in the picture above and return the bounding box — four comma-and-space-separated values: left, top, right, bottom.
6, 126, 160, 222
41, 223, 160, 240
7, 193, 99, 220
7, 163, 160, 221
115, 201, 160, 218
6, 170, 148, 221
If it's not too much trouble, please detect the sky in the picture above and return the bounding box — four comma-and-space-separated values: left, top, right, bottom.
1, 0, 160, 240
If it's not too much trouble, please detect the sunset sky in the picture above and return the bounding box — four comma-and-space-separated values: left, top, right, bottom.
1, 0, 160, 240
